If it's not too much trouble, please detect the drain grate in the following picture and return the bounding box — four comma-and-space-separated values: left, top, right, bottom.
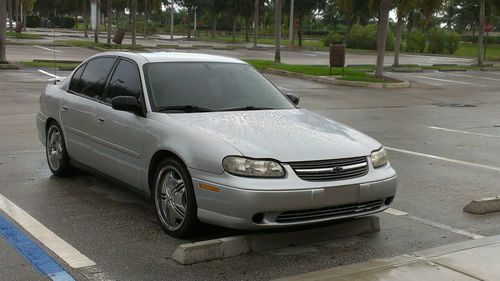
434, 103, 477, 108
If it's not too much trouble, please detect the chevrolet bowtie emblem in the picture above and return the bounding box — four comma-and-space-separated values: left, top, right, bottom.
332, 166, 344, 173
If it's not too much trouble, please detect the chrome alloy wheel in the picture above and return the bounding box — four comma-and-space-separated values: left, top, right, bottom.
155, 166, 187, 231
47, 126, 63, 171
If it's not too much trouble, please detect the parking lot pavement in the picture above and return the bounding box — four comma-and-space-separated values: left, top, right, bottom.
1, 68, 499, 280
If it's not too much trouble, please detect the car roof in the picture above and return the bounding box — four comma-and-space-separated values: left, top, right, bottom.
93, 51, 247, 65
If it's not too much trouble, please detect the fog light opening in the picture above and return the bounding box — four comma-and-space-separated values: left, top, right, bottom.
252, 213, 264, 224
384, 196, 394, 206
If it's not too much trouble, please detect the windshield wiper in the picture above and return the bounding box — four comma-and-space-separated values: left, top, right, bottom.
156, 105, 215, 113
220, 106, 275, 112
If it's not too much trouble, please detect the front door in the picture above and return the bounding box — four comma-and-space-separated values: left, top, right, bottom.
92, 59, 145, 189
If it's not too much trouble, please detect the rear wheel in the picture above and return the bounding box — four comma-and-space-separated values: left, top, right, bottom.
153, 158, 199, 238
46, 122, 72, 177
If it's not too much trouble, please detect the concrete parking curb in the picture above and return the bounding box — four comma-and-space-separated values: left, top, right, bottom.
273, 235, 500, 281
463, 197, 500, 214
0, 63, 20, 70
172, 216, 380, 265
263, 69, 411, 89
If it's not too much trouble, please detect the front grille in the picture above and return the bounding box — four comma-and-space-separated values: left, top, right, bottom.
288, 156, 369, 181
275, 200, 383, 223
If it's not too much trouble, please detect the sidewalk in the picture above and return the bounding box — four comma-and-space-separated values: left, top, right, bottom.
274, 235, 500, 281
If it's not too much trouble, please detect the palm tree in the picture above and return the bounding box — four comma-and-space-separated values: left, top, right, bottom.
7, 0, 12, 32
1, 0, 7, 63
478, 0, 485, 66
393, 0, 417, 67
106, 0, 112, 46
375, 0, 391, 77
253, 0, 259, 48
131, 0, 137, 49
274, 0, 282, 63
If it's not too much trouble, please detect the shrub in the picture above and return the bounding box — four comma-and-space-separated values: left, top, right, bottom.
346, 24, 394, 51
461, 35, 500, 44
427, 28, 461, 54
49, 17, 75, 28
322, 32, 345, 46
26, 15, 41, 28
407, 30, 426, 53
444, 31, 460, 54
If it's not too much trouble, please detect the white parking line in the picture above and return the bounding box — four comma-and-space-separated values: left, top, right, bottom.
408, 215, 485, 240
414, 75, 486, 87
439, 71, 500, 82
429, 126, 500, 138
0, 194, 96, 268
33, 45, 63, 53
386, 146, 500, 172
384, 208, 408, 216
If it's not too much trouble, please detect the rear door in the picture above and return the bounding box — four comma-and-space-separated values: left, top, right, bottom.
60, 56, 116, 167
92, 58, 146, 189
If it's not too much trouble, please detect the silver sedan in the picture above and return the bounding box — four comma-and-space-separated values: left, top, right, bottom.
36, 52, 397, 237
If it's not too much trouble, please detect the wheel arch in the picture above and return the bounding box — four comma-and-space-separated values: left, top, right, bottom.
148, 149, 188, 195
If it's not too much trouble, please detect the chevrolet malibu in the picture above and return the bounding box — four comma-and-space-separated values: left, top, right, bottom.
36, 52, 397, 237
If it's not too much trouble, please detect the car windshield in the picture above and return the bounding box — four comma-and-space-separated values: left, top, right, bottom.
143, 62, 295, 112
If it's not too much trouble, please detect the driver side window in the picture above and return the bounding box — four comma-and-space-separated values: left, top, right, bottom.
105, 60, 142, 104
75, 57, 116, 99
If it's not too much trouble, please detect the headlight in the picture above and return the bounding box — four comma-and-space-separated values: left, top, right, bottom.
223, 156, 285, 178
371, 147, 388, 168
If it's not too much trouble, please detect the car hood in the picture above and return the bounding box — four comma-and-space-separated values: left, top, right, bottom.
169, 109, 381, 162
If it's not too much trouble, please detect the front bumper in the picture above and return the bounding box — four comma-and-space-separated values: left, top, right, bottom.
190, 165, 397, 230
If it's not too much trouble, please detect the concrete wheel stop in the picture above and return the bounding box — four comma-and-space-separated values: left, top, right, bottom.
172, 216, 380, 265
464, 196, 500, 214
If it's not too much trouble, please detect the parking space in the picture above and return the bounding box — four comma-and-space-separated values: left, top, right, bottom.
1, 60, 500, 280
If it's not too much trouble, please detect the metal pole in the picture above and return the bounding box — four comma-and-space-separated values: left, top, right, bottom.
170, 1, 174, 40
288, 0, 294, 48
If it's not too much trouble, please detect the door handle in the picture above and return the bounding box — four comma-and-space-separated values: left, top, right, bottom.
96, 117, 105, 124
61, 105, 68, 112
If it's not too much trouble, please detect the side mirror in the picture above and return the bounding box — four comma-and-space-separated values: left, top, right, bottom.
111, 96, 142, 115
286, 93, 300, 105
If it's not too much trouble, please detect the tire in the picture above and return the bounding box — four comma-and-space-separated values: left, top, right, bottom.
46, 122, 72, 177
153, 158, 199, 238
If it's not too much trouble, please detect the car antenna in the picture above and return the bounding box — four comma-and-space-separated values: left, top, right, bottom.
53, 22, 56, 85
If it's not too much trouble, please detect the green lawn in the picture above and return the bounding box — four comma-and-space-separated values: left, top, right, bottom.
18, 61, 80, 69
6, 31, 45, 39
455, 42, 500, 61
245, 59, 389, 83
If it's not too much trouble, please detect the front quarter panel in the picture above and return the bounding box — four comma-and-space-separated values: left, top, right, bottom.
142, 112, 242, 187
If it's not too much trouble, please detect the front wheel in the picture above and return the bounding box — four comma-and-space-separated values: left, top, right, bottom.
46, 122, 72, 177
153, 158, 199, 238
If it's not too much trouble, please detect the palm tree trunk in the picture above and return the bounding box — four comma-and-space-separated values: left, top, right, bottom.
94, 0, 100, 43
143, 0, 148, 39
106, 0, 112, 45
478, 0, 485, 66
0, 0, 7, 63
232, 15, 236, 42
406, 12, 414, 51
393, 16, 402, 67
7, 0, 13, 32
245, 16, 250, 42
375, 0, 391, 77
253, 0, 259, 48
298, 14, 304, 47
187, 7, 191, 39
274, 0, 282, 63
131, 0, 137, 48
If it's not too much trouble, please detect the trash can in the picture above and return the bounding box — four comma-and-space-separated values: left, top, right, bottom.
112, 28, 126, 45
330, 42, 346, 68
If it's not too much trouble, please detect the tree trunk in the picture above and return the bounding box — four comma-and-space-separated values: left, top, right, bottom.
131, 0, 137, 48
232, 15, 236, 42
288, 0, 294, 47
478, 0, 485, 66
0, 0, 7, 63
14, 0, 18, 22
94, 0, 100, 43
245, 16, 250, 42
406, 12, 414, 52
106, 0, 112, 45
298, 14, 304, 47
274, 0, 281, 63
253, 0, 259, 48
143, 0, 148, 39
375, 0, 391, 77
211, 13, 216, 39
170, 1, 174, 40
187, 7, 191, 39
7, 0, 12, 32
393, 16, 402, 67
84, 0, 88, 37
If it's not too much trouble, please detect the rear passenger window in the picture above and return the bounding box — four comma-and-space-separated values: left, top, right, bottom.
68, 64, 85, 93
78, 57, 116, 99
105, 60, 142, 103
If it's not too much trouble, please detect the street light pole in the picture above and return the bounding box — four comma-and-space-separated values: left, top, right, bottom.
288, 0, 294, 48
